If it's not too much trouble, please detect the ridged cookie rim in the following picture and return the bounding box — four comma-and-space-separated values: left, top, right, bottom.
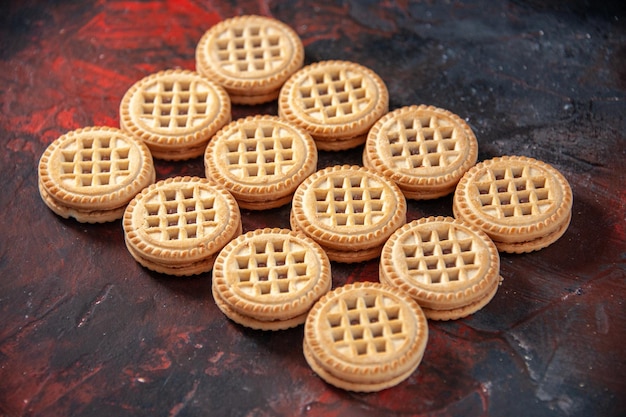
195, 15, 304, 94
38, 178, 130, 223
119, 69, 231, 149
212, 282, 309, 330
364, 105, 478, 190
490, 210, 572, 254
453, 155, 573, 242
418, 275, 501, 321
278, 60, 389, 139
204, 115, 318, 201
123, 175, 241, 263
379, 216, 500, 310
212, 228, 331, 321
302, 337, 423, 392
124, 234, 227, 277
304, 281, 428, 384
38, 126, 155, 211
291, 165, 407, 250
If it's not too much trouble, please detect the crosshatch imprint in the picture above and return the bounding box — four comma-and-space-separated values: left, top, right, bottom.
232, 238, 312, 297
474, 165, 552, 218
60, 134, 132, 188
140, 80, 212, 131
297, 69, 371, 122
215, 24, 286, 73
224, 125, 297, 178
401, 225, 482, 284
314, 175, 387, 228
143, 185, 218, 241
326, 294, 407, 357
385, 114, 462, 169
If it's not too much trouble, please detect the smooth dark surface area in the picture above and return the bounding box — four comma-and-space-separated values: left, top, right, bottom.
1, 1, 625, 416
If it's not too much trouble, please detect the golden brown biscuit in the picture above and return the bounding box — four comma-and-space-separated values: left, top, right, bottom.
212, 228, 331, 330
290, 165, 407, 263
195, 15, 304, 104
303, 281, 428, 392
363, 105, 478, 200
278, 60, 389, 151
119, 69, 231, 160
453, 155, 573, 253
123, 176, 241, 276
38, 126, 155, 223
204, 115, 317, 210
379, 216, 501, 320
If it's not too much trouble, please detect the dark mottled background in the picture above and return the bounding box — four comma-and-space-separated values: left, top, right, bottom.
0, 1, 624, 416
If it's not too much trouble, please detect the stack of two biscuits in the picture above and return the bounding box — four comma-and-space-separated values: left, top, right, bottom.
453, 155, 573, 254
290, 165, 408, 264
379, 216, 502, 321
122, 176, 243, 276
38, 127, 156, 224
211, 228, 332, 330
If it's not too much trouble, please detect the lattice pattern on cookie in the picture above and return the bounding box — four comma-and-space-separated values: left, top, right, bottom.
326, 293, 407, 357
385, 114, 462, 169
401, 225, 481, 284
225, 125, 296, 178
297, 68, 371, 123
215, 24, 286, 73
314, 175, 387, 227
474, 165, 553, 218
140, 80, 211, 130
143, 185, 218, 241
232, 238, 313, 296
59, 134, 132, 187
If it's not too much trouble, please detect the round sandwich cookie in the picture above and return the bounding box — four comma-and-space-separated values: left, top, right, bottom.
379, 216, 501, 321
123, 176, 242, 276
363, 105, 478, 200
38, 126, 155, 223
278, 60, 389, 151
119, 69, 231, 160
303, 281, 429, 392
204, 115, 317, 210
212, 228, 332, 330
290, 165, 407, 263
453, 155, 573, 253
195, 15, 304, 105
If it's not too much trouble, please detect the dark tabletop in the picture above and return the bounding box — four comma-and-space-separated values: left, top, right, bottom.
1, 1, 625, 416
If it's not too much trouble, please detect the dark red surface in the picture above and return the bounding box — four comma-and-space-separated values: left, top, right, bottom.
1, 1, 625, 416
